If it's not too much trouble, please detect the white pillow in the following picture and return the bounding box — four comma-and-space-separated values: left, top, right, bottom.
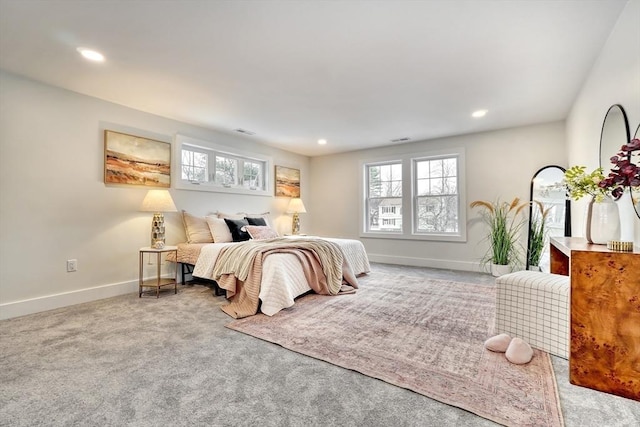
215, 211, 245, 220
205, 216, 233, 243
182, 211, 214, 243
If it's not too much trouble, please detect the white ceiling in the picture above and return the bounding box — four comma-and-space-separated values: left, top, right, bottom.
0, 0, 627, 156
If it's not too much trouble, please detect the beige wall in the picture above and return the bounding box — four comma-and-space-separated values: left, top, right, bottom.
0, 71, 309, 318
309, 121, 567, 271
2, 1, 636, 318
566, 0, 640, 245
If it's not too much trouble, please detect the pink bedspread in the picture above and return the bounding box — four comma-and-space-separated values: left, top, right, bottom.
213, 238, 358, 318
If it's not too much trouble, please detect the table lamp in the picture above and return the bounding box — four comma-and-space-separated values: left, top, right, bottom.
286, 198, 307, 235
140, 189, 178, 248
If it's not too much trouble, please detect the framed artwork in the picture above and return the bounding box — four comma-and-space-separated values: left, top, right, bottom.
104, 130, 171, 187
275, 165, 300, 197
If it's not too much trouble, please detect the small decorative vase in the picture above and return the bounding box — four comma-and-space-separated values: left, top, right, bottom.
491, 263, 512, 277
585, 196, 621, 244
528, 265, 541, 272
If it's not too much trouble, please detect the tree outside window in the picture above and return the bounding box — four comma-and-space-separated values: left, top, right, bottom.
181, 149, 208, 182
243, 161, 262, 190
176, 135, 270, 195
215, 155, 238, 186
366, 162, 402, 232
415, 157, 459, 233
362, 149, 465, 242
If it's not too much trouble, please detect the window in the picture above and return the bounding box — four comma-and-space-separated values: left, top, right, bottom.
381, 206, 399, 215
174, 134, 271, 196
181, 147, 208, 182
243, 160, 263, 190
214, 155, 238, 186
361, 148, 466, 242
365, 162, 402, 233
414, 157, 459, 233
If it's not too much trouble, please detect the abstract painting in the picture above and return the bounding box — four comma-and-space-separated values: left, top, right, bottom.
275, 166, 300, 197
104, 130, 171, 187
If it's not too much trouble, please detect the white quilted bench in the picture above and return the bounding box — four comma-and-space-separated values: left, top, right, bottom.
495, 271, 570, 359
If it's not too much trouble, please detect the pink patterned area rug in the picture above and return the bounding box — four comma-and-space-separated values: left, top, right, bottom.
227, 272, 564, 427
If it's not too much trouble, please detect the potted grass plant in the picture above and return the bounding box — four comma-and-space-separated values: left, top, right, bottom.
470, 197, 527, 276
527, 201, 550, 271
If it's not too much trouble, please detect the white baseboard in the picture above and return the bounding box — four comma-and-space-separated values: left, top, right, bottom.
367, 253, 482, 272
0, 280, 139, 320
0, 257, 480, 320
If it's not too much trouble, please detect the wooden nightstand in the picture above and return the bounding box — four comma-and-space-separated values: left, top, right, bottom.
139, 246, 178, 298
551, 237, 640, 400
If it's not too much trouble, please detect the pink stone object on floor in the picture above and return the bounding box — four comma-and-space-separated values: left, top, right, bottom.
505, 338, 534, 364
484, 333, 512, 353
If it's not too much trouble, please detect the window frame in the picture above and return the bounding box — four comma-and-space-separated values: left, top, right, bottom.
173, 134, 272, 196
364, 160, 404, 235
181, 145, 209, 183
360, 148, 466, 242
412, 155, 460, 236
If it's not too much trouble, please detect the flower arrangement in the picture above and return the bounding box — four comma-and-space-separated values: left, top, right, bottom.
470, 197, 527, 267
563, 166, 609, 202
600, 138, 640, 199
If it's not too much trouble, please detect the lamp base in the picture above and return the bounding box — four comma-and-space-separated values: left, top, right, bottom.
151, 213, 166, 248
291, 213, 300, 235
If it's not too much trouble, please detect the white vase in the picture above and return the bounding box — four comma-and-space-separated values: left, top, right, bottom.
491, 263, 512, 277
585, 196, 621, 244
635, 210, 640, 250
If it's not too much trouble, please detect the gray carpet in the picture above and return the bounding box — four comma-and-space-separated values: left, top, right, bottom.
0, 263, 638, 427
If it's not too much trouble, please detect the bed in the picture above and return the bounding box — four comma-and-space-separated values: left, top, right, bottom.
168, 235, 370, 318
193, 236, 370, 318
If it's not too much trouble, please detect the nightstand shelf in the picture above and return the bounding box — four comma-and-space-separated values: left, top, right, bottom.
139, 246, 178, 298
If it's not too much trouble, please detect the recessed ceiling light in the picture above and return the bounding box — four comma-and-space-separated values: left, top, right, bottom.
77, 47, 105, 62
318, 139, 327, 145
472, 109, 488, 118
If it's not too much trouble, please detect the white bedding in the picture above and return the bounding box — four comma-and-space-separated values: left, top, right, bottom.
192, 236, 370, 316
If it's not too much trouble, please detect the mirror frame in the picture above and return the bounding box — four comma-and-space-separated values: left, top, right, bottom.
526, 165, 571, 271
632, 123, 640, 219
599, 104, 630, 189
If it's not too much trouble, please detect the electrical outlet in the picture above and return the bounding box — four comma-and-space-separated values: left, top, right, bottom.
67, 259, 77, 272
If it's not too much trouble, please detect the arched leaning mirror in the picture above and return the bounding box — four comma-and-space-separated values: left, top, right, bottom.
599, 104, 630, 198
632, 124, 640, 219
526, 165, 571, 272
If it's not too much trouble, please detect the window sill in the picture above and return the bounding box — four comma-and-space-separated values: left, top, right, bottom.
175, 180, 271, 196
360, 231, 466, 243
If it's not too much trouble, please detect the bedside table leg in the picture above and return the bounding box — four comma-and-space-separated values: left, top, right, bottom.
139, 251, 143, 298
156, 252, 161, 298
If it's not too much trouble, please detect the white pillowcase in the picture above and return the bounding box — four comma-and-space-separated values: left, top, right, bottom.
215, 211, 245, 220
205, 216, 233, 243
182, 211, 214, 243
